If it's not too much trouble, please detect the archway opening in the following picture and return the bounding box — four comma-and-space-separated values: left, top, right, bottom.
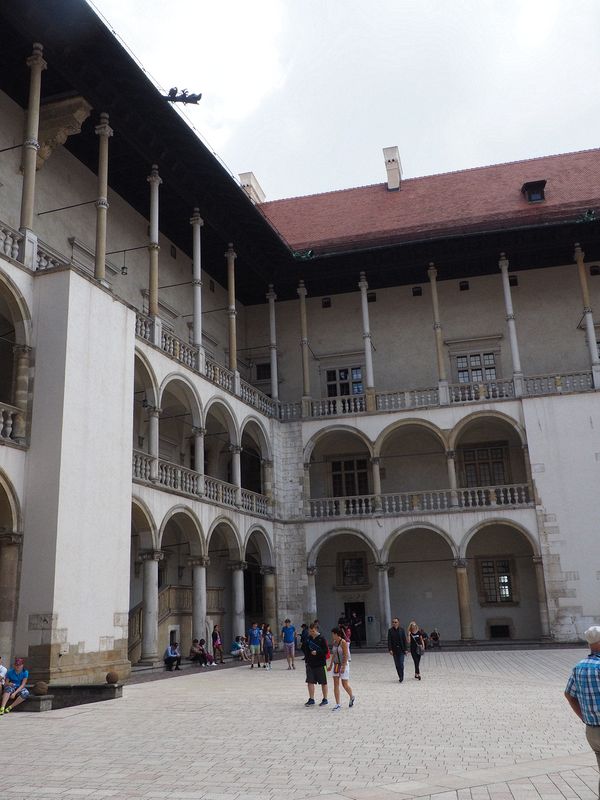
240, 420, 269, 494
132, 355, 156, 453
309, 431, 372, 516
207, 522, 240, 649
244, 528, 274, 630
205, 403, 236, 483
379, 425, 448, 510
128, 502, 155, 665
0, 476, 19, 662
159, 380, 199, 467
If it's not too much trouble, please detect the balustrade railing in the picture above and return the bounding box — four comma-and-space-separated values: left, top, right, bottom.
36, 244, 66, 270
450, 380, 515, 403
380, 490, 452, 513
278, 402, 302, 420
309, 495, 376, 517
458, 484, 531, 507
204, 476, 238, 508
158, 460, 201, 495
240, 488, 270, 516
132, 450, 153, 482
311, 395, 366, 417
0, 402, 23, 442
523, 372, 593, 396
240, 379, 278, 417
0, 225, 22, 260
376, 387, 439, 411
161, 330, 198, 369
204, 357, 234, 393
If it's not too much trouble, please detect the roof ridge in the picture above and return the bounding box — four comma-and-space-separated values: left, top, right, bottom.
261, 146, 600, 206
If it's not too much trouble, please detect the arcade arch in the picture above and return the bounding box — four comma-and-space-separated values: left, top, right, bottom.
0, 275, 31, 442
204, 400, 238, 483
0, 471, 21, 661
307, 429, 374, 515
240, 418, 271, 494
159, 377, 202, 468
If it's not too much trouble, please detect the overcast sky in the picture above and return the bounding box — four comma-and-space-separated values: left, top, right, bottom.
91, 0, 600, 201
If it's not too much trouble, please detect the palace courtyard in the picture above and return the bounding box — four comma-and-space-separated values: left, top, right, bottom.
2, 648, 597, 800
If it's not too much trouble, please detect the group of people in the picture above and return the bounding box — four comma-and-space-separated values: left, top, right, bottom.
0, 655, 29, 714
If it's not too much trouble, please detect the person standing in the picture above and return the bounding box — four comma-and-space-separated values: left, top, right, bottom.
387, 618, 408, 682
304, 622, 329, 706
281, 619, 296, 670
350, 611, 363, 648
248, 622, 262, 669
212, 624, 224, 664
328, 627, 355, 710
262, 624, 275, 670
300, 623, 310, 661
565, 625, 600, 795
408, 621, 424, 680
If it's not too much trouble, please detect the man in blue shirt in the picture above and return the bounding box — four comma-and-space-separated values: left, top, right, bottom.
0, 657, 29, 713
248, 622, 262, 669
164, 642, 181, 671
281, 619, 296, 671
565, 625, 600, 794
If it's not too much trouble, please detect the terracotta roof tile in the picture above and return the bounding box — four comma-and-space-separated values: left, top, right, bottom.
260, 148, 600, 253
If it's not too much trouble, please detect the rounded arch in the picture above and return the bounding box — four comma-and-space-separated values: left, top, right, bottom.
304, 425, 374, 463
158, 373, 203, 427
0, 468, 21, 532
459, 518, 539, 558
0, 270, 32, 347
240, 414, 273, 461
381, 521, 457, 563
375, 418, 448, 456
449, 410, 526, 450
307, 527, 379, 569
204, 396, 240, 444
158, 504, 205, 557
244, 524, 274, 567
133, 348, 159, 408
131, 496, 157, 550
207, 515, 243, 560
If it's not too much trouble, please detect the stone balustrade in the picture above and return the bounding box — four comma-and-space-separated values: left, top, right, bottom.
0, 402, 24, 442
311, 395, 366, 417
240, 488, 270, 517
379, 490, 452, 513
161, 330, 198, 369
309, 495, 377, 517
135, 313, 153, 342
204, 357, 234, 393
375, 387, 439, 411
449, 380, 515, 403
239, 379, 278, 417
457, 484, 531, 507
523, 371, 593, 395
132, 450, 153, 482
0, 225, 22, 260
157, 460, 201, 495
278, 402, 302, 420
36, 244, 66, 270
204, 476, 238, 508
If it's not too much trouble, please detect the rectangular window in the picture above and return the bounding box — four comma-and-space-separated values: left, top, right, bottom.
326, 366, 364, 397
255, 362, 271, 382
331, 459, 369, 497
456, 352, 497, 384
460, 443, 508, 487
479, 559, 513, 603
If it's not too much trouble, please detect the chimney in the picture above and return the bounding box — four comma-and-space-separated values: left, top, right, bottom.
239, 171, 266, 204
383, 146, 402, 191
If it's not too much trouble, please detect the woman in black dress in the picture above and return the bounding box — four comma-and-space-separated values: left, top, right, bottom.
408, 620, 424, 680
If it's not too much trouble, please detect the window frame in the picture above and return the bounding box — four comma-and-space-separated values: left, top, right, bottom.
328, 456, 370, 498
458, 440, 511, 488
476, 555, 519, 606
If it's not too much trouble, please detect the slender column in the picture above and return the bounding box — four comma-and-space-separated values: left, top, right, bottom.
427, 264, 449, 404
266, 284, 279, 400
532, 555, 551, 638
94, 112, 113, 282
303, 462, 312, 516
148, 406, 161, 481
190, 209, 204, 356
371, 456, 382, 511
261, 566, 277, 632
231, 444, 241, 505
498, 253, 523, 395
12, 345, 31, 442
140, 550, 164, 662
358, 272, 376, 410
19, 43, 47, 267
189, 556, 209, 641
225, 243, 238, 374
262, 459, 274, 504
306, 566, 318, 621
0, 533, 22, 662
147, 165, 162, 318
574, 243, 600, 388
297, 280, 311, 413
192, 426, 205, 494
376, 563, 392, 643
230, 561, 247, 637
453, 559, 474, 640
446, 449, 459, 507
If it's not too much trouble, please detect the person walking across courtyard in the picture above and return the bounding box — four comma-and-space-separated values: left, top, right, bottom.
408, 621, 424, 680
281, 618, 296, 670
212, 624, 224, 664
388, 618, 408, 682
248, 622, 262, 669
304, 622, 328, 706
262, 624, 275, 669
328, 627, 355, 710
565, 625, 600, 796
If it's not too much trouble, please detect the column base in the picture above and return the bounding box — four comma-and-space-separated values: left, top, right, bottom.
137, 658, 163, 668
438, 379, 449, 405
301, 397, 312, 417
365, 387, 376, 412
513, 372, 524, 397
151, 315, 162, 347
592, 364, 600, 390
18, 228, 37, 269
233, 370, 241, 395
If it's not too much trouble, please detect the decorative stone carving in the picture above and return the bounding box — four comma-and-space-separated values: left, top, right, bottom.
36, 96, 92, 169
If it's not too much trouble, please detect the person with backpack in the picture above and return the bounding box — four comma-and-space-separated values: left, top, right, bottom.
304, 622, 329, 706
328, 626, 355, 710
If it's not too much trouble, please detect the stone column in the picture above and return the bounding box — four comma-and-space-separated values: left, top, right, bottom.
574, 243, 600, 388
261, 566, 277, 631
190, 209, 204, 367
148, 406, 161, 482
147, 165, 162, 319
371, 457, 382, 511
231, 444, 242, 505
306, 566, 318, 621
266, 284, 279, 400
0, 533, 22, 661
498, 253, 523, 396
230, 561, 247, 638
297, 280, 311, 415
189, 556, 209, 641
446, 449, 459, 507
532, 555, 551, 638
262, 459, 274, 504
453, 559, 474, 641
192, 427, 205, 494
358, 272, 376, 411
428, 264, 449, 404
140, 550, 164, 663
376, 563, 392, 643
303, 462, 312, 517
225, 244, 238, 378
19, 43, 47, 267
12, 345, 31, 442
94, 112, 113, 282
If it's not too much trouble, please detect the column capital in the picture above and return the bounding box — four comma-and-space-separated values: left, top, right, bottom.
532, 555, 544, 566
229, 443, 242, 454
228, 560, 247, 572
191, 426, 206, 437
12, 344, 32, 357
188, 556, 210, 568
306, 565, 317, 577
261, 458, 273, 468
358, 271, 368, 291
303, 461, 311, 472
371, 456, 381, 466
26, 43, 47, 72
427, 262, 438, 280
147, 164, 162, 187
94, 112, 113, 138
297, 279, 307, 299
0, 532, 22, 547
225, 242, 237, 260
266, 283, 277, 302
148, 406, 162, 417
139, 549, 164, 562
190, 207, 204, 226
574, 242, 585, 263
453, 558, 468, 569
522, 443, 529, 453
446, 449, 456, 460
375, 562, 390, 573
498, 252, 509, 272
260, 565, 276, 576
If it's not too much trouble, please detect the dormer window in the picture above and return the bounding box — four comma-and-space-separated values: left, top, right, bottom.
521, 180, 546, 203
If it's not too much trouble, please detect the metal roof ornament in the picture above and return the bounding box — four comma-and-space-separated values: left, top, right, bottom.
165, 87, 202, 105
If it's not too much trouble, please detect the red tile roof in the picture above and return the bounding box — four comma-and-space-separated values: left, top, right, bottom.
259, 149, 600, 254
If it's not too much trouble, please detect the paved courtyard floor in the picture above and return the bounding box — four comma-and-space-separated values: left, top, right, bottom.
2, 648, 598, 800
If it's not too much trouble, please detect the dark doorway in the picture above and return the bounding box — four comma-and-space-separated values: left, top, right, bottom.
344, 601, 366, 645
244, 555, 264, 623
489, 624, 510, 639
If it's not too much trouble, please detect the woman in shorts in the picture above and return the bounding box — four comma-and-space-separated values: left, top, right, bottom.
327, 627, 355, 710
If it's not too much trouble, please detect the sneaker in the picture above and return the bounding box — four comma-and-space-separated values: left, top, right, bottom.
211, 662, 218, 667
4, 707, 11, 713
332, 704, 341, 711
349, 696, 355, 707
292, 664, 295, 670
250, 664, 254, 669
304, 698, 315, 706
319, 699, 328, 706
287, 666, 292, 670
0, 708, 4, 715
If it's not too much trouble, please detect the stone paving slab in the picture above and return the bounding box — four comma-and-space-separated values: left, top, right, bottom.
0, 649, 597, 800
